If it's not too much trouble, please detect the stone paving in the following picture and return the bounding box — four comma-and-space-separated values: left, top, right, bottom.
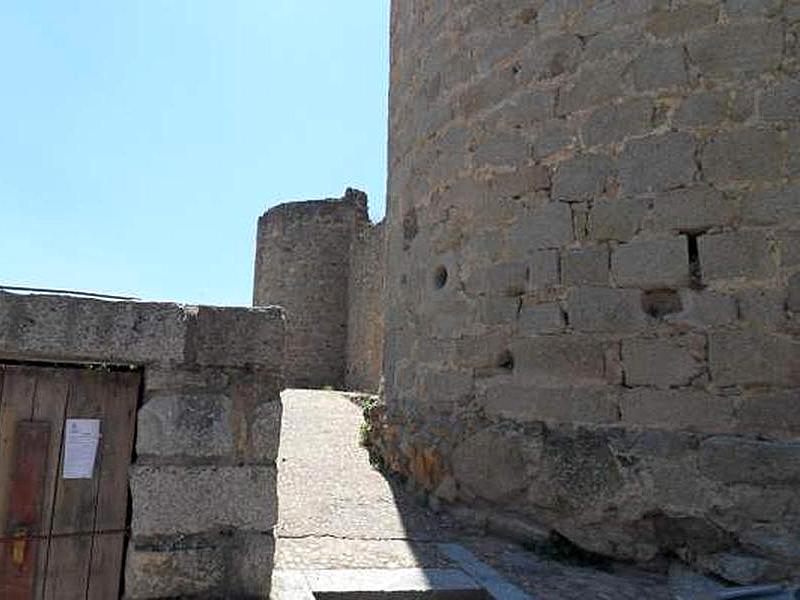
271, 389, 674, 599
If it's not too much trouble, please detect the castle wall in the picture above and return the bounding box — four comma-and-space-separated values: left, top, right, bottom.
380, 0, 800, 583
346, 221, 386, 393
253, 190, 368, 389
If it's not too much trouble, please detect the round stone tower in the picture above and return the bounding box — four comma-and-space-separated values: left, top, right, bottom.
381, 0, 800, 583
253, 189, 368, 389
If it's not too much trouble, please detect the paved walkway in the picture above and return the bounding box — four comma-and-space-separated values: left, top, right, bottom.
270, 389, 672, 599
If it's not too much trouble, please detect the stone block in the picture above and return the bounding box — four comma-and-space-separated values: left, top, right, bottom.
789, 273, 800, 312
730, 90, 756, 123
510, 336, 608, 387
612, 238, 690, 289
582, 98, 653, 147
452, 428, 527, 503
738, 288, 791, 329
573, 0, 667, 36
466, 261, 527, 296
778, 230, 800, 267
737, 389, 800, 438
589, 197, 650, 241
666, 290, 737, 328
125, 546, 225, 599
586, 24, 645, 57
473, 132, 532, 167
568, 287, 650, 332
698, 231, 776, 281
760, 79, 800, 122
248, 400, 282, 462
0, 293, 186, 365
124, 532, 274, 600
697, 553, 774, 586
130, 465, 277, 536
432, 126, 471, 174
510, 201, 574, 250
137, 392, 234, 458
144, 365, 231, 393
622, 337, 705, 388
740, 186, 800, 226
557, 57, 626, 115
674, 92, 729, 128
417, 369, 473, 408
189, 305, 285, 370
530, 250, 560, 289
739, 525, 800, 564
686, 22, 783, 80
619, 132, 697, 194
456, 67, 516, 120
646, 5, 720, 39
477, 296, 520, 325
531, 118, 577, 159
562, 246, 610, 286
703, 128, 783, 184
552, 154, 615, 202
699, 437, 800, 484
632, 45, 688, 91
518, 303, 565, 334
495, 88, 556, 129
620, 389, 736, 433
232, 533, 277, 597
488, 164, 551, 199
724, 0, 783, 18
789, 127, 800, 177
516, 33, 583, 82
454, 334, 508, 370
709, 330, 800, 386
479, 384, 620, 425
650, 186, 736, 233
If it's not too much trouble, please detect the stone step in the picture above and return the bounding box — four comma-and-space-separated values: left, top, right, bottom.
271, 568, 489, 600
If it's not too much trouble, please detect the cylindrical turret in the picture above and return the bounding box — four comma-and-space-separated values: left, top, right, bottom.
253, 189, 368, 389
382, 0, 800, 582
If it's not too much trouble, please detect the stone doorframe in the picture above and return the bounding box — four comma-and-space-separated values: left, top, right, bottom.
0, 291, 285, 599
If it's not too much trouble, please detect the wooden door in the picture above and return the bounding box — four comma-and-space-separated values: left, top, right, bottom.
0, 364, 140, 600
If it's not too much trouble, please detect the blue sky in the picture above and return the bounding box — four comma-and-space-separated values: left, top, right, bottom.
0, 2, 390, 305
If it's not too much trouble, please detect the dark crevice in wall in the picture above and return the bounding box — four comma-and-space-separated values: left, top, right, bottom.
685, 233, 704, 289
434, 266, 449, 290
0, 358, 141, 372
641, 290, 683, 319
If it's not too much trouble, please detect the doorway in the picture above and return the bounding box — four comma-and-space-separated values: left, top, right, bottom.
0, 363, 140, 599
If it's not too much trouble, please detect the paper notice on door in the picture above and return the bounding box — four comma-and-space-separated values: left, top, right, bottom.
62, 419, 101, 479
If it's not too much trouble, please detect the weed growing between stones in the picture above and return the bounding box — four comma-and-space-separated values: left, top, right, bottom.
358, 395, 386, 470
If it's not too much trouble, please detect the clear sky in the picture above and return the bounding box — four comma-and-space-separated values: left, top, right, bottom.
0, 2, 390, 306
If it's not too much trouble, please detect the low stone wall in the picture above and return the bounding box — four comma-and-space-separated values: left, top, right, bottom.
345, 221, 386, 393
0, 292, 285, 598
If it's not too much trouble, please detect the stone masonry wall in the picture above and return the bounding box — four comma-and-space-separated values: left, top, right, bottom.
380, 0, 800, 584
253, 189, 368, 389
0, 291, 285, 598
346, 221, 386, 393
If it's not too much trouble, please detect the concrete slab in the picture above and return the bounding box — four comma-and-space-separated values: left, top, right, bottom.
273, 568, 488, 600
438, 544, 534, 600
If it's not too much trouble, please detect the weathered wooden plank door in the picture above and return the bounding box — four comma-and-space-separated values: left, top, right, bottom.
0, 364, 140, 600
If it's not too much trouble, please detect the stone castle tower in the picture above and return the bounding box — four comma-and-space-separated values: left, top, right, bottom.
255, 0, 800, 584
